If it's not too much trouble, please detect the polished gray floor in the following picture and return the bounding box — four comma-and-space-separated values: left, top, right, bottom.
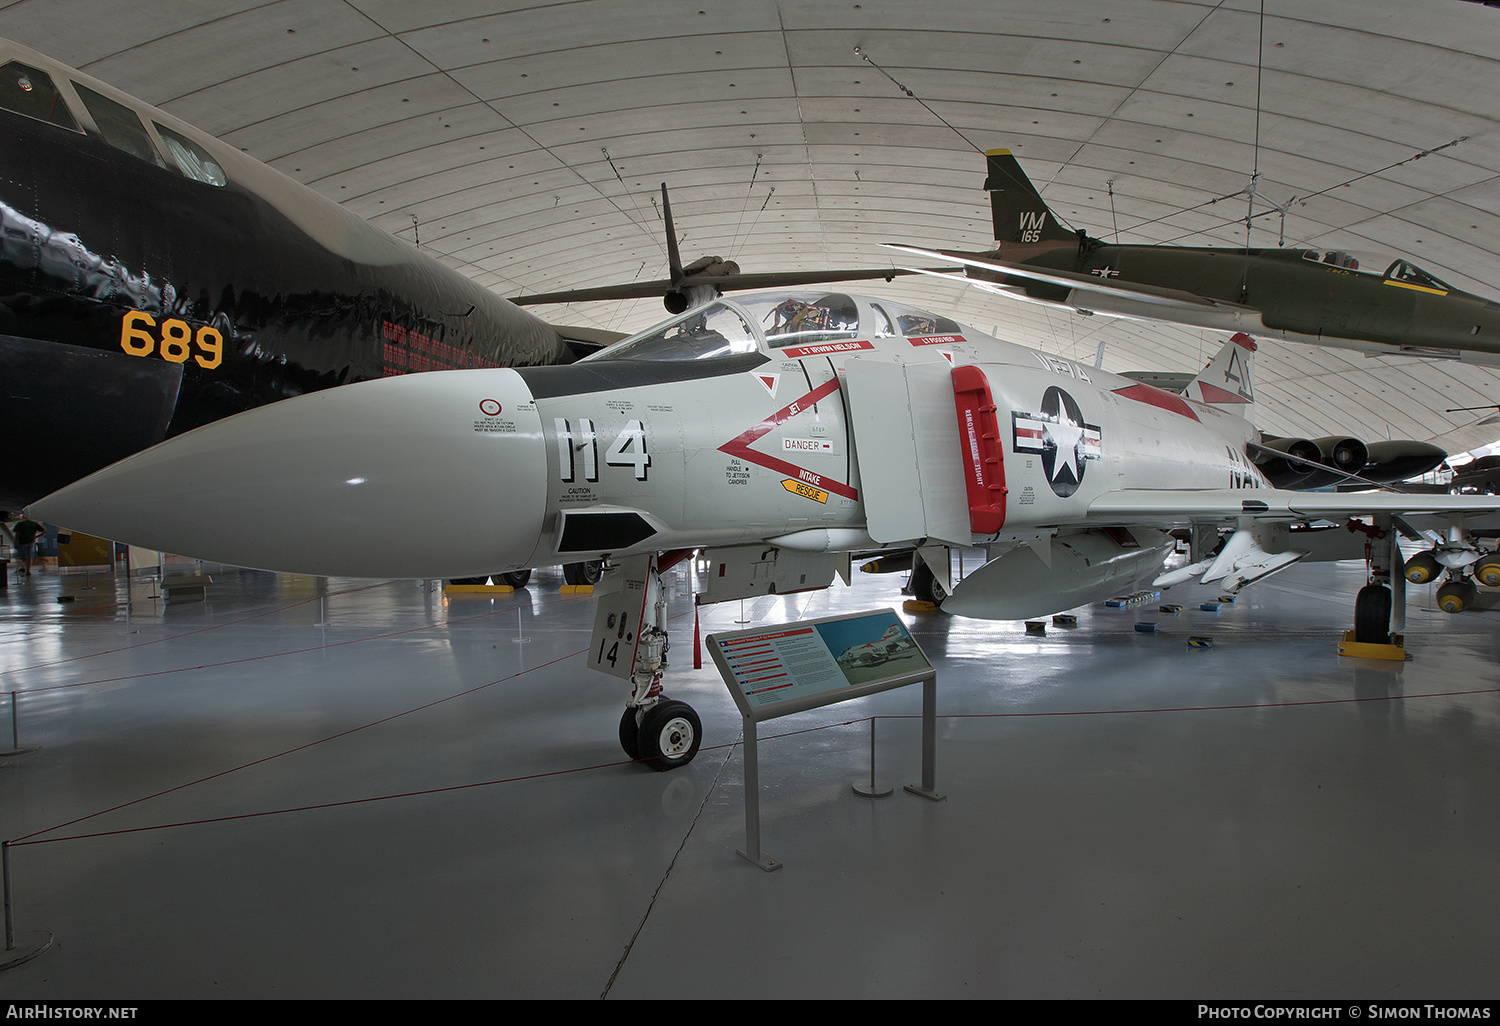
1, 554, 1497, 999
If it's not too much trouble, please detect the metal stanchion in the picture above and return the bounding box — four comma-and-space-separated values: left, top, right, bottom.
1, 693, 39, 757
2, 841, 53, 971
852, 718, 892, 798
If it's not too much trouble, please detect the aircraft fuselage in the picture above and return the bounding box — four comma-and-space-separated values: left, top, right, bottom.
1015, 242, 1500, 356
0, 38, 572, 509
28, 292, 1270, 586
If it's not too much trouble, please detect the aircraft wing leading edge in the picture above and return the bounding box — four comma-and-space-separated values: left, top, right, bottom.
1086, 489, 1500, 525
884, 244, 1265, 317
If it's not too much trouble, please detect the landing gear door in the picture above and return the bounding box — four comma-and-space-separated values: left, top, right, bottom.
843, 358, 971, 546
589, 554, 658, 681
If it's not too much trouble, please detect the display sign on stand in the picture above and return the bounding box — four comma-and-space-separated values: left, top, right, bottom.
706, 608, 943, 871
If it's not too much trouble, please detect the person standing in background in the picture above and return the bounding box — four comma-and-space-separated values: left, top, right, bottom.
2, 513, 45, 577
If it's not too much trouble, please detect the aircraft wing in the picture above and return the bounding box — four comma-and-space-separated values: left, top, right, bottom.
885, 243, 1267, 324
510, 266, 955, 306
1087, 488, 1500, 526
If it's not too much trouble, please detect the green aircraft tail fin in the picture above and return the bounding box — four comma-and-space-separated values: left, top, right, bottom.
984, 148, 1074, 246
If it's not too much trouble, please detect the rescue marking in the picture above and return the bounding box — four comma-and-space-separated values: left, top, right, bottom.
782, 479, 829, 504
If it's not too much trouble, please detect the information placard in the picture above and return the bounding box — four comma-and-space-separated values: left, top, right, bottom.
709, 609, 932, 722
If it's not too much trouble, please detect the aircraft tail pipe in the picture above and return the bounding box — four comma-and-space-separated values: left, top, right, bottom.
1308, 436, 1369, 476
1254, 436, 1445, 490
1251, 436, 1322, 487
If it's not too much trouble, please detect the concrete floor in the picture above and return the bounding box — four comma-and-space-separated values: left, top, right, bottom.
0, 555, 1497, 999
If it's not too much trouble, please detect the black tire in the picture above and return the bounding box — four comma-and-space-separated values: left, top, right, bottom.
909, 559, 948, 606
618, 707, 641, 761
499, 569, 531, 588
637, 700, 701, 771
1353, 584, 1392, 645
564, 560, 604, 586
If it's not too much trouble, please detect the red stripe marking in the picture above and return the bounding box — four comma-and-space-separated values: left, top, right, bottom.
1112, 383, 1202, 422
1196, 381, 1252, 404
718, 377, 859, 500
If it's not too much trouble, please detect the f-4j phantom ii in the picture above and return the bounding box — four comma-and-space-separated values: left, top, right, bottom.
0, 37, 923, 589
30, 290, 1500, 768
890, 149, 1500, 366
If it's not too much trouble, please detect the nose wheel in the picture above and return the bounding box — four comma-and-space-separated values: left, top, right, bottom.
594, 554, 702, 771
620, 699, 701, 770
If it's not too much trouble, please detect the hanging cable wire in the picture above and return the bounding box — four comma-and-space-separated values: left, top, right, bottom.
854, 47, 986, 156
727, 153, 765, 261
1243, 0, 1266, 252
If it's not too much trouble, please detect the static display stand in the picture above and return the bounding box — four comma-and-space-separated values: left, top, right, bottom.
707, 608, 944, 871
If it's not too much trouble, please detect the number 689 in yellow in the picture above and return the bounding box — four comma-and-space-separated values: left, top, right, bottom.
119, 311, 224, 369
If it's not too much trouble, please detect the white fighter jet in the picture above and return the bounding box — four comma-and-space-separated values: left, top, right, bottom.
836, 624, 918, 668
29, 290, 1500, 768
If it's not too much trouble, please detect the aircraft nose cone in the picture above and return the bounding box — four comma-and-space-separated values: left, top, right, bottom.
29, 369, 549, 579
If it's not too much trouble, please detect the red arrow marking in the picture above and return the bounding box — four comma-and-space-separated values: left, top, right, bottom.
718, 377, 859, 500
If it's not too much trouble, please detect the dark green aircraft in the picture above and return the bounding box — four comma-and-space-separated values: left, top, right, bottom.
890, 149, 1500, 365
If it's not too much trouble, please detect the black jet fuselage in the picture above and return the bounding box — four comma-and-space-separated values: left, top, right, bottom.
0, 39, 573, 509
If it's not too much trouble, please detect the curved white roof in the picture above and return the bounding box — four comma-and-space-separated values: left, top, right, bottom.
4, 0, 1499, 451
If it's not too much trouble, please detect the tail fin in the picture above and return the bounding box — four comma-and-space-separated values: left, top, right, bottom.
984, 148, 1075, 247
660, 183, 685, 284
1183, 332, 1257, 411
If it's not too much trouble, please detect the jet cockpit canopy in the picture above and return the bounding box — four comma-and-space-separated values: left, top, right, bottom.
586, 291, 972, 363
1301, 249, 1456, 292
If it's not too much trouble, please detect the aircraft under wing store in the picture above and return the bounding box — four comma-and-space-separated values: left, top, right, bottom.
31, 289, 1500, 769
